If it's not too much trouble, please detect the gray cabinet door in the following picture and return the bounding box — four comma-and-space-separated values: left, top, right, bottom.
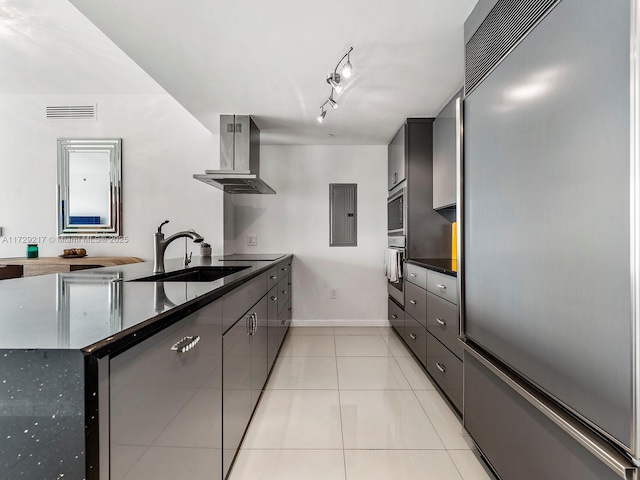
433, 92, 459, 209
267, 285, 279, 371
388, 124, 406, 189
278, 297, 292, 349
388, 297, 404, 337
110, 299, 223, 480
251, 295, 269, 409
223, 312, 253, 477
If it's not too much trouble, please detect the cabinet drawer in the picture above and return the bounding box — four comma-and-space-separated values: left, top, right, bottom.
426, 270, 457, 304
426, 332, 463, 412
267, 266, 278, 289
426, 292, 462, 359
388, 297, 404, 337
404, 281, 427, 327
404, 316, 427, 366
277, 276, 290, 316
277, 259, 291, 283
405, 263, 427, 289
222, 273, 267, 332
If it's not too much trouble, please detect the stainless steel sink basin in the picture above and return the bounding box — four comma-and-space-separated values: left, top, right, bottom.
130, 266, 250, 282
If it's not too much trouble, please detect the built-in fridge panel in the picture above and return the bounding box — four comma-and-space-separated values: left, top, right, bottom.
463, 0, 632, 450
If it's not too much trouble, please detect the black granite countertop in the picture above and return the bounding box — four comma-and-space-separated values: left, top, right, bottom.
0, 255, 291, 353
406, 258, 458, 277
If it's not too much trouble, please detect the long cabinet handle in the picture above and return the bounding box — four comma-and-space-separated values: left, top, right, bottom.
170, 335, 200, 353
271, 296, 278, 301
410, 273, 417, 277
409, 333, 417, 340
409, 300, 417, 305
282, 290, 288, 295
436, 318, 446, 326
436, 284, 447, 290
281, 319, 288, 325
269, 275, 277, 280
436, 362, 447, 374
391, 314, 398, 319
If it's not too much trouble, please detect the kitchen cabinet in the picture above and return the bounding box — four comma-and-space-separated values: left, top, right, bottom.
388, 119, 451, 259
268, 259, 292, 370
425, 269, 462, 413
433, 90, 461, 209
222, 277, 268, 478
402, 264, 428, 366
223, 257, 292, 478
388, 297, 404, 338
388, 124, 406, 189
110, 299, 223, 480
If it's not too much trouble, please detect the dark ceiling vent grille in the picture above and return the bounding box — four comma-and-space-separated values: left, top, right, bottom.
465, 0, 558, 95
46, 105, 97, 120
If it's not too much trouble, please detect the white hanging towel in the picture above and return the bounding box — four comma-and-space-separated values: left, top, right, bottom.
384, 248, 403, 283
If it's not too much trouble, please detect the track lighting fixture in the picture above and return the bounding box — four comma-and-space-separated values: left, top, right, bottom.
326, 73, 343, 94
327, 94, 338, 110
315, 47, 353, 123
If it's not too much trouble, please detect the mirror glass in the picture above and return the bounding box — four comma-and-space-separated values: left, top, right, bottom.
57, 138, 122, 236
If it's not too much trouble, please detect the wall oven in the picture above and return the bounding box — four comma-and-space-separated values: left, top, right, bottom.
387, 187, 406, 235
387, 235, 405, 306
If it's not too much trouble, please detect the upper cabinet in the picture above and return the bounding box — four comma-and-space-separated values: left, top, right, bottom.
432, 90, 462, 209
388, 124, 406, 190
388, 118, 451, 259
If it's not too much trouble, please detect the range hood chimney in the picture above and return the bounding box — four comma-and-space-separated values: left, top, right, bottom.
194, 115, 276, 194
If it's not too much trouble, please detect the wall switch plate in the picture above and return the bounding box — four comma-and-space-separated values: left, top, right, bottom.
330, 289, 337, 299
247, 234, 257, 246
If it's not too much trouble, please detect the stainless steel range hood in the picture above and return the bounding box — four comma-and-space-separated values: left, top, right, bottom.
194, 115, 276, 194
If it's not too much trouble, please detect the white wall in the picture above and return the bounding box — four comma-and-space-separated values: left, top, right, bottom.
231, 145, 388, 326
0, 94, 224, 261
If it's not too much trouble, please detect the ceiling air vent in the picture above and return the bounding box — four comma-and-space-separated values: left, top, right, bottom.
46, 104, 97, 121
465, 0, 558, 95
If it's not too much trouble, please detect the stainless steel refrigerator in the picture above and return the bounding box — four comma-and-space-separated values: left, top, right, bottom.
460, 0, 640, 478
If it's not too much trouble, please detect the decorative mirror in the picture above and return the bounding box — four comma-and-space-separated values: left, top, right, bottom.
57, 138, 122, 236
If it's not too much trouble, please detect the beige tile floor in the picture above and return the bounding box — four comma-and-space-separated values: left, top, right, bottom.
228, 327, 497, 480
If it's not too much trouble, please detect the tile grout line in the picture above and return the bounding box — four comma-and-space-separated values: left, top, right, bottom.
333, 332, 349, 480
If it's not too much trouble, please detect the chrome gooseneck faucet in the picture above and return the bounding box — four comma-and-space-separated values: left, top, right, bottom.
153, 220, 204, 273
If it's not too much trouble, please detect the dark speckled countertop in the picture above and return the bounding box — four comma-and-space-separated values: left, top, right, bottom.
0, 255, 291, 354
406, 258, 457, 277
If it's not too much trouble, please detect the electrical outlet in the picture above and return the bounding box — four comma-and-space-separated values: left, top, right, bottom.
247, 234, 257, 246
330, 289, 337, 299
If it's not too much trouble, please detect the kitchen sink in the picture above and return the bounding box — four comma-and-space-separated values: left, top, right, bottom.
130, 266, 250, 282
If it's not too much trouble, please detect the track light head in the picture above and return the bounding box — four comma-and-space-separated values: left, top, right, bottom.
327, 95, 339, 110
317, 109, 327, 123
342, 54, 353, 78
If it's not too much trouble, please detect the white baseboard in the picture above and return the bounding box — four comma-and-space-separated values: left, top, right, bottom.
290, 319, 391, 327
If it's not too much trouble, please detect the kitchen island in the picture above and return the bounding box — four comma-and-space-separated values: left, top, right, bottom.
0, 254, 292, 480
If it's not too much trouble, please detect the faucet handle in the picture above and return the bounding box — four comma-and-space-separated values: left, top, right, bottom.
157, 220, 170, 233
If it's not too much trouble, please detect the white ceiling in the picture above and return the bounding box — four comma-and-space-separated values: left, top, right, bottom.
0, 0, 163, 95
1, 0, 478, 145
